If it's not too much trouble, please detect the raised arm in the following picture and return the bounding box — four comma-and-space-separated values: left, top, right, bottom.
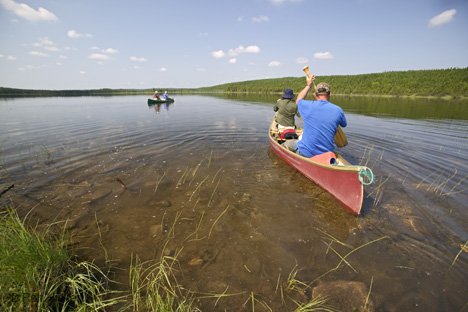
296, 74, 316, 104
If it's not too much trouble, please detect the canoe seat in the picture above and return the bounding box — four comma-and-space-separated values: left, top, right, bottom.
310, 151, 338, 165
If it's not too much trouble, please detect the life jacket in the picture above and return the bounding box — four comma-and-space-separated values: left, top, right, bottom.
280, 129, 298, 140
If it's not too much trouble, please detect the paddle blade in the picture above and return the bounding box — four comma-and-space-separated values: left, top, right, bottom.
334, 126, 348, 147
302, 66, 311, 79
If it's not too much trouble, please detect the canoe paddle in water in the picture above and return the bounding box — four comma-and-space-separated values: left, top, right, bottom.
302, 66, 348, 147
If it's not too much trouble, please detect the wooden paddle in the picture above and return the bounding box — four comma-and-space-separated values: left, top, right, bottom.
302, 66, 348, 147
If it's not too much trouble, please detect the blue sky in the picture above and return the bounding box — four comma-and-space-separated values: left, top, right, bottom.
0, 0, 467, 89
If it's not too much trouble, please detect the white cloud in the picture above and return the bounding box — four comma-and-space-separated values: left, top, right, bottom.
237, 16, 244, 22
33, 37, 59, 52
268, 60, 281, 67
296, 57, 309, 64
79, 70, 86, 74
252, 15, 269, 23
59, 55, 67, 59
428, 9, 456, 28
34, 37, 54, 47
0, 54, 17, 61
89, 53, 110, 60
29, 51, 48, 57
56, 62, 62, 66
212, 45, 260, 60
160, 67, 167, 72
18, 64, 43, 71
44, 46, 59, 52
196, 67, 206, 72
67, 30, 92, 38
129, 56, 147, 62
102, 48, 118, 54
314, 52, 334, 60
228, 58, 237, 64
0, 0, 58, 21
228, 45, 260, 56
269, 0, 303, 5
211, 50, 225, 59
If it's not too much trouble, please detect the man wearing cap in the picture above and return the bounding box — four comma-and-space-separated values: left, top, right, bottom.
153, 91, 160, 100
273, 88, 300, 134
290, 74, 347, 157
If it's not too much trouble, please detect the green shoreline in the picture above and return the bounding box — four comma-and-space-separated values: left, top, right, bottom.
2, 68, 468, 99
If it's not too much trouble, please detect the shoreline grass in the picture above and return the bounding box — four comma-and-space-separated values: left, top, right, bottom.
0, 208, 123, 311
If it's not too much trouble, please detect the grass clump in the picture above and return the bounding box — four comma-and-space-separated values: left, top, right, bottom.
129, 254, 200, 312
0, 208, 121, 311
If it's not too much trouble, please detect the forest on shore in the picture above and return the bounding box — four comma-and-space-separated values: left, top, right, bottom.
1, 68, 467, 98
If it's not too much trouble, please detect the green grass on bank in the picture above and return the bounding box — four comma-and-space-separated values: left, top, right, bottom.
1, 67, 467, 98
0, 208, 123, 311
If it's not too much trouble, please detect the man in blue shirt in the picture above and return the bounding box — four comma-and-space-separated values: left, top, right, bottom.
286, 74, 347, 157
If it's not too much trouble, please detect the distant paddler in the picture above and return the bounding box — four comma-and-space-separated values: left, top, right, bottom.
153, 90, 160, 100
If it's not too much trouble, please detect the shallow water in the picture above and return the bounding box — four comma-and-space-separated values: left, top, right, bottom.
0, 95, 467, 311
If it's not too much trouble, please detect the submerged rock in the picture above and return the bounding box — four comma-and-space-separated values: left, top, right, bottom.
188, 257, 204, 266
149, 224, 162, 237
312, 280, 374, 312
156, 200, 172, 208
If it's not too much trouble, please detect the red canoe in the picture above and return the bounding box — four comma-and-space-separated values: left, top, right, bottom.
269, 122, 373, 215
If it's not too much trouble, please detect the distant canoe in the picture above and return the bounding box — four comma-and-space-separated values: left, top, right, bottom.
147, 98, 174, 105
269, 119, 373, 215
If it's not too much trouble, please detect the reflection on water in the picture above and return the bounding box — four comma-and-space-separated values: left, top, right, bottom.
0, 95, 467, 311
148, 101, 174, 114
216, 93, 468, 120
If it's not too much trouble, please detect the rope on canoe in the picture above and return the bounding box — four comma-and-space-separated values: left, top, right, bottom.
358, 167, 375, 185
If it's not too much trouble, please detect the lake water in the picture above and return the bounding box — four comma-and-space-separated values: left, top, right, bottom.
0, 95, 467, 311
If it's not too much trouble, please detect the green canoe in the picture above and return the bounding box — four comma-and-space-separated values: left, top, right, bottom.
147, 98, 174, 105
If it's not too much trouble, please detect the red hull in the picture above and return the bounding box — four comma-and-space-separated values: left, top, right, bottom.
269, 133, 364, 215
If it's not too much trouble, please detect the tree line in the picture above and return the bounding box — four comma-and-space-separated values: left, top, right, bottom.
1, 68, 467, 98
200, 68, 468, 97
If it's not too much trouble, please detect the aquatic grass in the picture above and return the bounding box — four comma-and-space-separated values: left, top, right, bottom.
208, 204, 230, 238
364, 276, 374, 312
243, 291, 273, 312
154, 171, 167, 193
197, 286, 244, 309
207, 150, 213, 168
359, 143, 375, 168
0, 208, 123, 311
208, 176, 222, 207
292, 296, 338, 312
188, 175, 209, 202
94, 213, 111, 267
312, 235, 389, 283
416, 168, 466, 197
286, 265, 309, 293
275, 273, 286, 305
451, 240, 468, 267
129, 254, 200, 312
368, 176, 389, 208
186, 210, 206, 242
176, 167, 190, 188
